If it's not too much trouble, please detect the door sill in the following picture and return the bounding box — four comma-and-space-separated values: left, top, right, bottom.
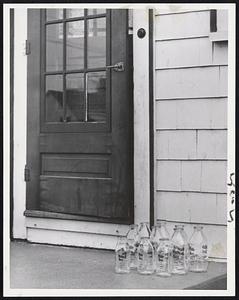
24, 209, 131, 225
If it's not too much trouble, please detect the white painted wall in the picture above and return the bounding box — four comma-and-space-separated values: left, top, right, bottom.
154, 8, 229, 259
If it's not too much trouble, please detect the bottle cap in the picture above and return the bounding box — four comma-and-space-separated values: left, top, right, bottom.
193, 224, 203, 230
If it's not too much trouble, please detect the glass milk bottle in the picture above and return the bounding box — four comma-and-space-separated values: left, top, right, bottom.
137, 222, 154, 275
171, 225, 188, 275
156, 239, 173, 277
188, 225, 208, 272
181, 225, 189, 272
126, 224, 139, 269
115, 236, 130, 274
155, 221, 173, 277
150, 226, 158, 251
150, 220, 169, 250
150, 226, 159, 270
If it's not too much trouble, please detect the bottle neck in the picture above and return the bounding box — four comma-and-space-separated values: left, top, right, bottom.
138, 222, 150, 238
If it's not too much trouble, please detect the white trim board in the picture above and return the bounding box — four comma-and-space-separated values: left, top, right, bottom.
25, 217, 227, 260
13, 8, 28, 239
133, 9, 150, 224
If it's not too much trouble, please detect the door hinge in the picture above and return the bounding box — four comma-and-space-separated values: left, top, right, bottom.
24, 166, 30, 182
25, 40, 31, 55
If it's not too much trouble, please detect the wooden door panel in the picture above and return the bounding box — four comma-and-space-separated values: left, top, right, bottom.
39, 177, 130, 219
41, 154, 111, 178
39, 133, 112, 153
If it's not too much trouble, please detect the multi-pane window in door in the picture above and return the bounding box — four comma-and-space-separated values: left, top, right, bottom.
44, 9, 108, 124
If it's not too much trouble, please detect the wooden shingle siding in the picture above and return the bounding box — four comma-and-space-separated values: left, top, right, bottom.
156, 130, 197, 159
155, 10, 210, 40
154, 8, 228, 259
156, 160, 227, 193
155, 98, 227, 129
155, 38, 228, 69
200, 160, 227, 193
155, 66, 228, 99
197, 130, 227, 159
156, 130, 227, 159
155, 192, 227, 225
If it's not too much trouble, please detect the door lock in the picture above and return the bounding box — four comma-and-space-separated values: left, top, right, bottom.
106, 62, 124, 72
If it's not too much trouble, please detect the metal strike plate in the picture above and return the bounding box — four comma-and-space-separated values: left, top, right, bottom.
24, 165, 30, 182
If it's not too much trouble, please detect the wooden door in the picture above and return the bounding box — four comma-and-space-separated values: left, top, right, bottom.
25, 9, 133, 224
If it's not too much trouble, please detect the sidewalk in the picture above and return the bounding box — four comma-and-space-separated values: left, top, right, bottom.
10, 241, 227, 290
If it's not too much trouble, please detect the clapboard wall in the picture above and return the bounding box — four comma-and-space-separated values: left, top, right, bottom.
154, 9, 228, 259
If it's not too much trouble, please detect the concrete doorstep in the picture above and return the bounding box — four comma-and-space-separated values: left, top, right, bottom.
10, 241, 227, 290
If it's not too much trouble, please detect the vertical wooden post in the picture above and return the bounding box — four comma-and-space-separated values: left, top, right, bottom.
13, 8, 28, 239
133, 9, 150, 224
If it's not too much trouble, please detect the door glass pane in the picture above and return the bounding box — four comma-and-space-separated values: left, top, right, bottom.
46, 23, 63, 72
66, 21, 84, 70
66, 9, 84, 19
87, 72, 106, 122
45, 75, 63, 122
66, 73, 85, 122
87, 18, 106, 68
46, 9, 63, 21
87, 9, 106, 15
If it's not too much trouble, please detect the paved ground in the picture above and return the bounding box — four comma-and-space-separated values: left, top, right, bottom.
10, 241, 227, 290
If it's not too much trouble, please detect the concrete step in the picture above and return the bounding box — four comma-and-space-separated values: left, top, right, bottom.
10, 240, 226, 290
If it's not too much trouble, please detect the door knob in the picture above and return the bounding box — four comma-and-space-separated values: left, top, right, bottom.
106, 62, 124, 72
137, 28, 146, 38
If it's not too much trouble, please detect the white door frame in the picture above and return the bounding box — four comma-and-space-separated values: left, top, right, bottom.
11, 7, 151, 248
133, 10, 151, 224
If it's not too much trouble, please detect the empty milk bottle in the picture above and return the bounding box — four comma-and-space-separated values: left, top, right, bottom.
115, 236, 130, 273
137, 222, 154, 275
171, 225, 188, 275
156, 239, 173, 277
150, 220, 170, 270
181, 225, 189, 272
155, 221, 173, 277
150, 225, 160, 251
150, 221, 170, 247
126, 224, 139, 269
188, 225, 208, 272
150, 226, 159, 270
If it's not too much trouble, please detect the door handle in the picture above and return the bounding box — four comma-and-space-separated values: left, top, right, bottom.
106, 62, 124, 72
